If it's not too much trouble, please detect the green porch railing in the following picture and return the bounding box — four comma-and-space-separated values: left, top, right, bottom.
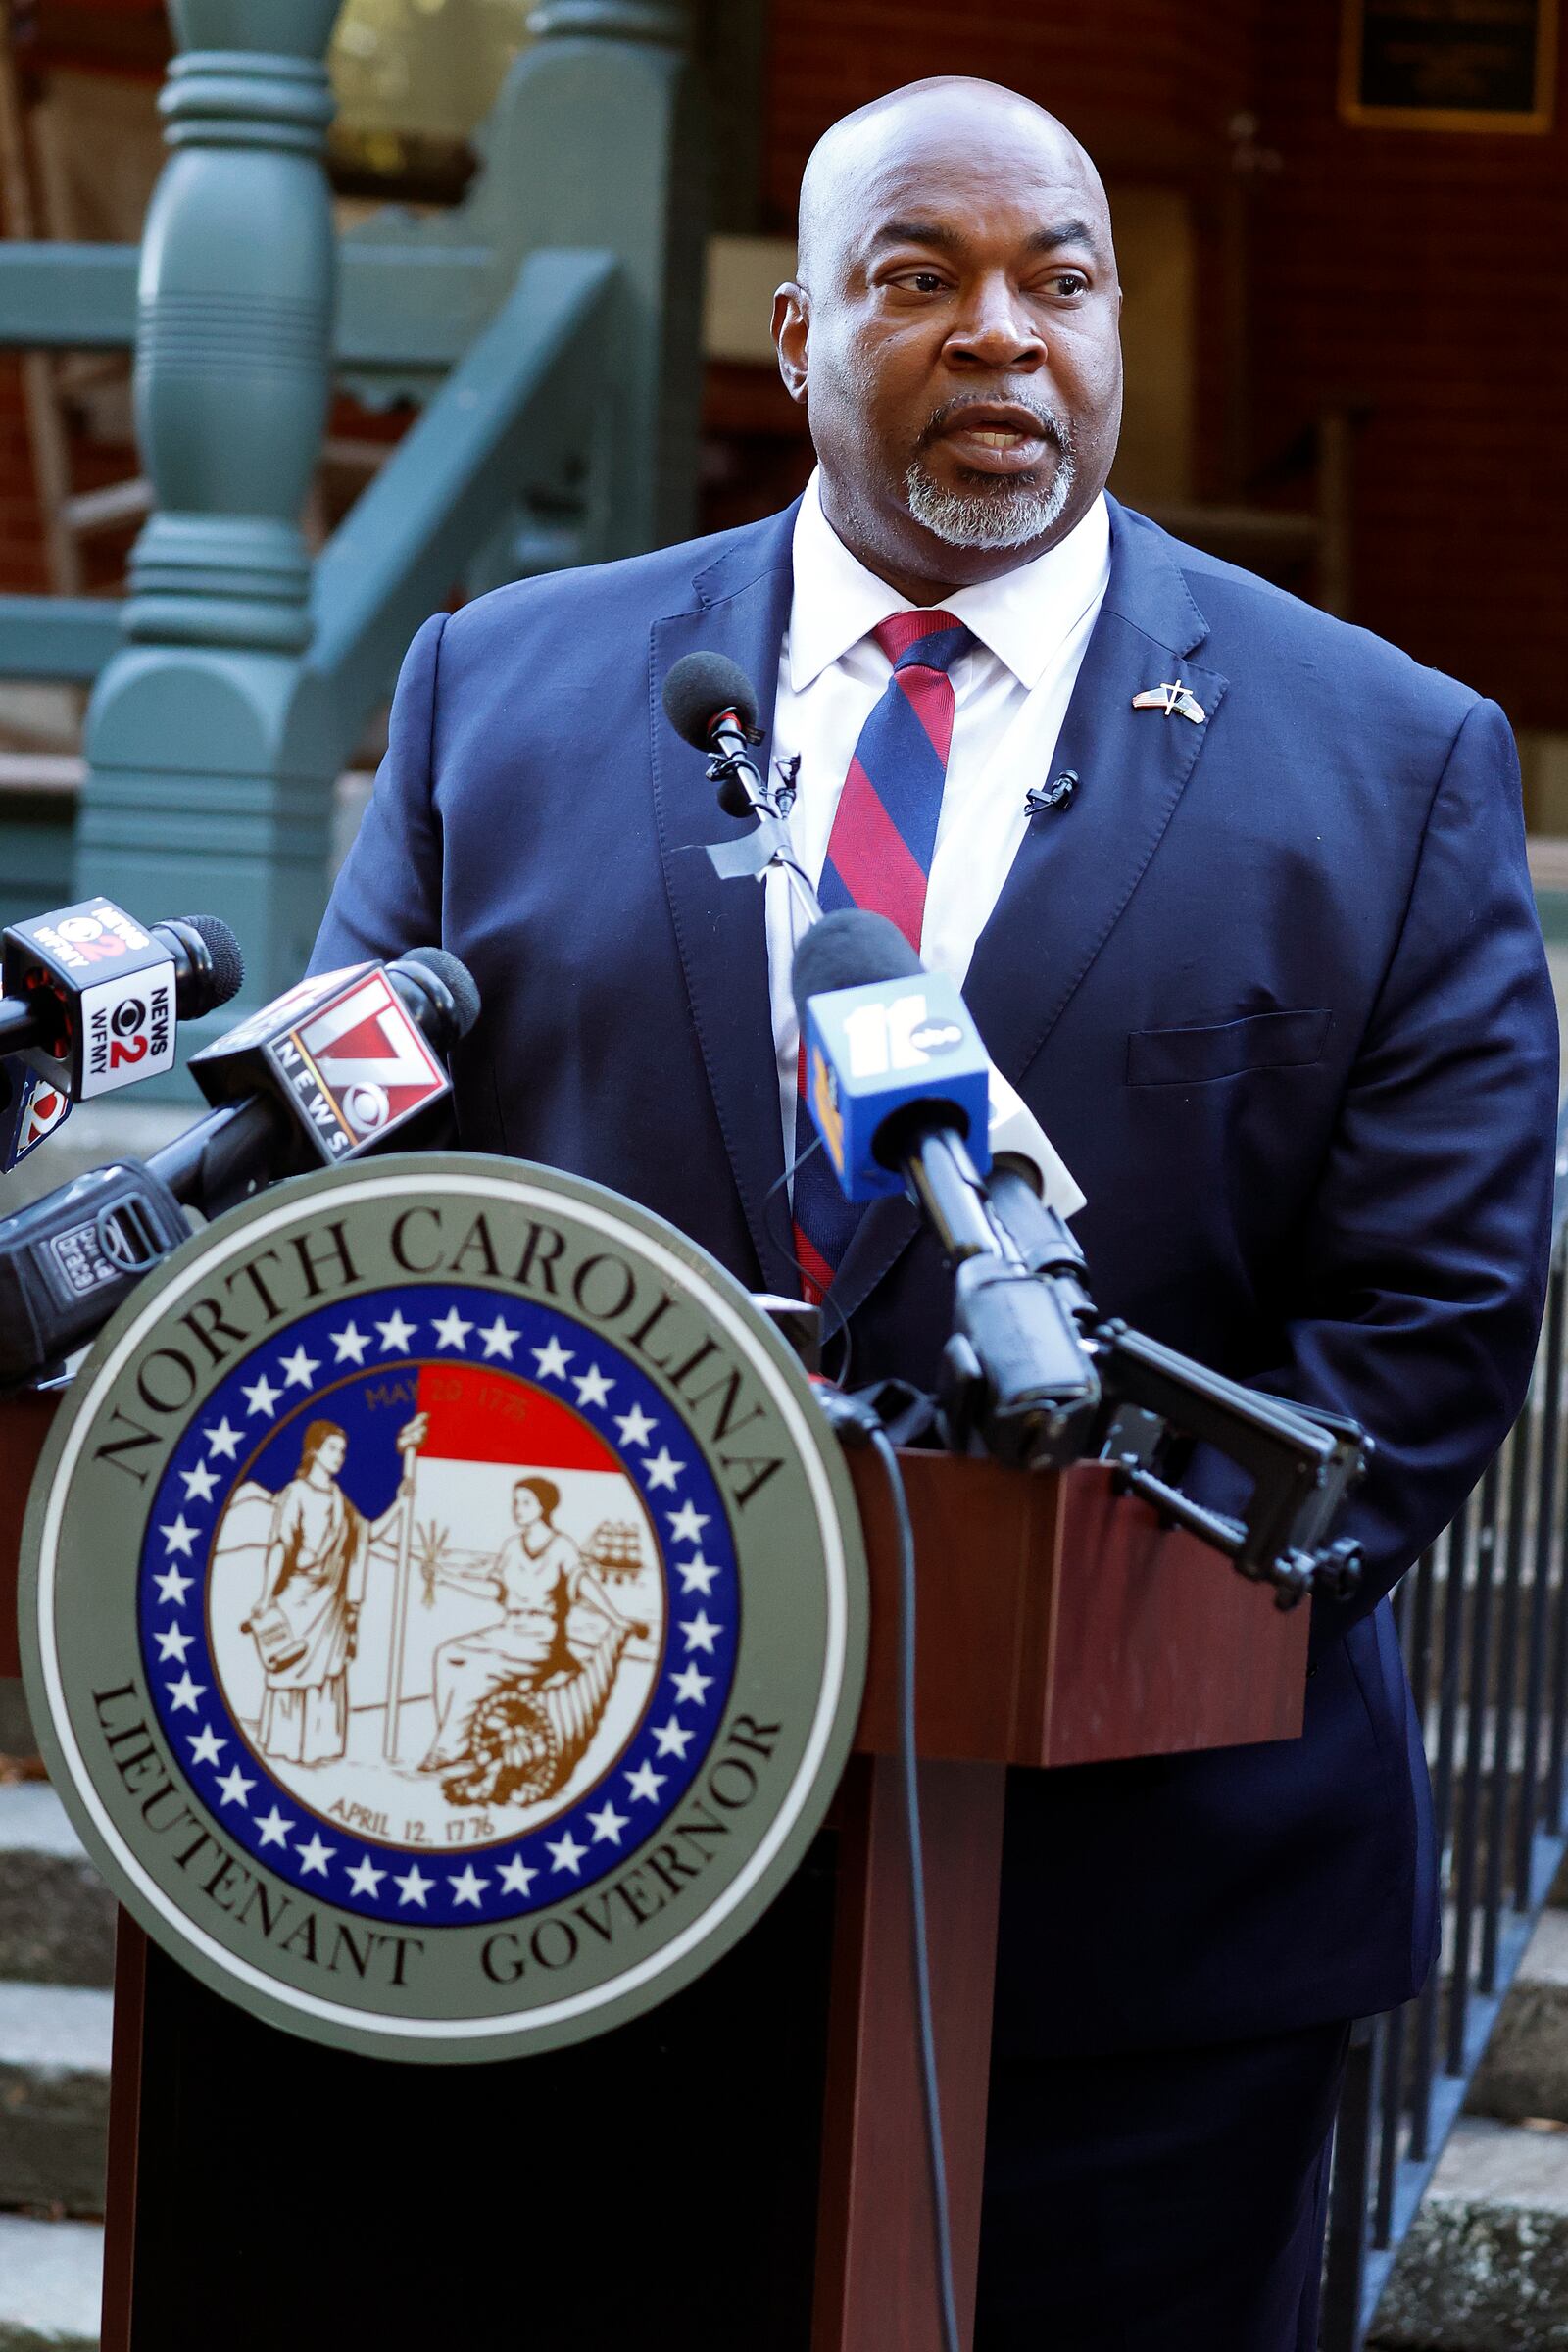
1321, 1095, 1568, 2345
0, 0, 705, 1062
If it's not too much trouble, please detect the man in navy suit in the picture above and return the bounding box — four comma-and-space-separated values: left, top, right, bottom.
314, 77, 1558, 2351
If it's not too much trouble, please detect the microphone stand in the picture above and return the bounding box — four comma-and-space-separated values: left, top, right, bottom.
953, 1172, 1368, 1606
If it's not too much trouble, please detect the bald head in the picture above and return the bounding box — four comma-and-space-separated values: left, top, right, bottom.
773, 78, 1123, 602
796, 79, 1112, 293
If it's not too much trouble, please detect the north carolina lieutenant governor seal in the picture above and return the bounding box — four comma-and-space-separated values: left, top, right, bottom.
314, 75, 1559, 2352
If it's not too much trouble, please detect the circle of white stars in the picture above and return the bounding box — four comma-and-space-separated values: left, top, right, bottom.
144, 1295, 735, 1920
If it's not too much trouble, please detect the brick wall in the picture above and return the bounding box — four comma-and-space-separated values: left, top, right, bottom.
3, 4, 1563, 732
0, 370, 47, 596
762, 0, 1261, 502
0, 0, 168, 602
1248, 10, 1568, 728
763, 0, 1568, 731
762, 0, 1259, 217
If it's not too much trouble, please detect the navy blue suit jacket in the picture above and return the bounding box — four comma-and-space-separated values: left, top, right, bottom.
315, 496, 1559, 2054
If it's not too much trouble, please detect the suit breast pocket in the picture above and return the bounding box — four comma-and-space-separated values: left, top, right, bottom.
1126, 1008, 1332, 1087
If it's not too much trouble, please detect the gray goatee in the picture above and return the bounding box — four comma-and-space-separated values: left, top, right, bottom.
905, 405, 1077, 550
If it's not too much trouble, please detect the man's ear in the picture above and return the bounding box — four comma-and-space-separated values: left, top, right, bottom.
773, 282, 809, 405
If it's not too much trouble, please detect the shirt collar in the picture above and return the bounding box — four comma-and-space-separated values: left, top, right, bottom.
787, 467, 1111, 694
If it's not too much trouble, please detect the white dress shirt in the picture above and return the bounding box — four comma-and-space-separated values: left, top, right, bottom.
766, 470, 1112, 1164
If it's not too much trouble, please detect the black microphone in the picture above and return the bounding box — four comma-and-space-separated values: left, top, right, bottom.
662, 651, 760, 749
0, 900, 244, 1102
792, 909, 1101, 1465
662, 654, 766, 818
0, 947, 479, 1390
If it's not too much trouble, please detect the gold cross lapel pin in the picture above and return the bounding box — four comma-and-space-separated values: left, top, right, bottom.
1132, 680, 1205, 724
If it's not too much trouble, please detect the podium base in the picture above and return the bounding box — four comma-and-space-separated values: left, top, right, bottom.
105, 1848, 840, 2352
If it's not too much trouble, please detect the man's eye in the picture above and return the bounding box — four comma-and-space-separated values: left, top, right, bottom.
1048, 272, 1089, 298
895, 270, 948, 294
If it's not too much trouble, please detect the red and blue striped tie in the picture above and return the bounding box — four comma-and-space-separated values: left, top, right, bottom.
793, 609, 973, 1304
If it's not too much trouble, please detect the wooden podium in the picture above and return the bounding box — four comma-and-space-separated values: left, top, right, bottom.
0, 1396, 1306, 2352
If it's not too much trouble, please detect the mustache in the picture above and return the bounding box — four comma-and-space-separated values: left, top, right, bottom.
917, 395, 1073, 452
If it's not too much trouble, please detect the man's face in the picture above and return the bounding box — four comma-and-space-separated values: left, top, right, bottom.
775, 98, 1123, 592
318, 1433, 347, 1476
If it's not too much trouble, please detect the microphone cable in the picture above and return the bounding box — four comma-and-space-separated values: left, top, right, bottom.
761, 1137, 855, 1387
816, 1381, 960, 2352
871, 1421, 962, 2352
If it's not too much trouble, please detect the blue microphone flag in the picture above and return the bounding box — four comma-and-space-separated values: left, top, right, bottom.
802, 970, 992, 1202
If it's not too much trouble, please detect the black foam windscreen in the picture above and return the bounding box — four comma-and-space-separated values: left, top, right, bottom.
791, 908, 921, 1032
160, 915, 244, 1013
398, 946, 481, 1044
662, 652, 760, 749
714, 768, 757, 820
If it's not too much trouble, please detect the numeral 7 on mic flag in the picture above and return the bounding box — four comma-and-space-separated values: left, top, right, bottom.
288, 971, 448, 1152
190, 963, 450, 1162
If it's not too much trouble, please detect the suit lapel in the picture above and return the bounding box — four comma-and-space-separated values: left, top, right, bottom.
829, 500, 1230, 1324
963, 505, 1229, 1086
649, 506, 799, 1295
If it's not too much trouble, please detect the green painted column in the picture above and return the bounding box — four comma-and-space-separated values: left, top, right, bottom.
74, 0, 703, 1078
75, 0, 344, 1041
463, 0, 704, 570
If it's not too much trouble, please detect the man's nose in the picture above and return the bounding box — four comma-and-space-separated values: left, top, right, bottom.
945, 277, 1047, 370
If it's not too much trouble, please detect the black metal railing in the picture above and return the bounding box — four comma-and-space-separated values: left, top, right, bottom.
1320, 1101, 1568, 2346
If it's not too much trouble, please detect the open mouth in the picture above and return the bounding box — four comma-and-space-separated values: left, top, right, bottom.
926, 404, 1062, 478
940, 424, 1054, 475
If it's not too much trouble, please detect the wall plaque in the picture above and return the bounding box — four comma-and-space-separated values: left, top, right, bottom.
1341, 0, 1557, 130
